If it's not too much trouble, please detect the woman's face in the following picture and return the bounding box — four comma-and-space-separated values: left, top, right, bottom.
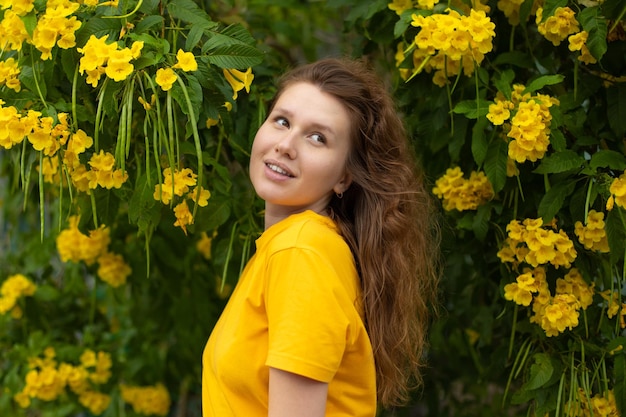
249, 82, 352, 221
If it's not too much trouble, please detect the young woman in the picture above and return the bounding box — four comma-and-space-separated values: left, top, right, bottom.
202, 58, 440, 417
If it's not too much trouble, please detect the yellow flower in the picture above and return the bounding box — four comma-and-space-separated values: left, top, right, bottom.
105, 48, 134, 82
0, 57, 21, 92
78, 35, 116, 73
609, 171, 626, 209
173, 49, 197, 72
120, 384, 171, 416
130, 40, 144, 59
197, 231, 215, 260
487, 100, 511, 125
67, 129, 94, 154
78, 391, 111, 415
223, 67, 254, 99
189, 186, 211, 207
173, 200, 194, 234
387, 0, 414, 15
0, 10, 30, 51
156, 68, 177, 91
432, 167, 494, 211
97, 252, 131, 287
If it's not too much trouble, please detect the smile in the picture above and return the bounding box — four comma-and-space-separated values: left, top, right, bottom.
266, 163, 294, 177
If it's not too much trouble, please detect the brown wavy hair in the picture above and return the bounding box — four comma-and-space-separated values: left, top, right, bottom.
273, 58, 441, 408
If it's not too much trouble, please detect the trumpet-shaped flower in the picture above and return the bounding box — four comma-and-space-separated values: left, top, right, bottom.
173, 49, 197, 72
223, 67, 254, 99
156, 68, 177, 91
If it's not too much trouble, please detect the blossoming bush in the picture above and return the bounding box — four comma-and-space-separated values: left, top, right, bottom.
351, 0, 626, 415
3, 0, 626, 416
0, 0, 270, 414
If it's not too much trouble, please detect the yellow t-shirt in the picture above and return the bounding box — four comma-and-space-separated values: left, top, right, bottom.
202, 210, 376, 416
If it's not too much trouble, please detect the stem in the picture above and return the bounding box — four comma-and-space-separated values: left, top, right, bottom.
71, 65, 79, 131
221, 222, 238, 294
176, 76, 204, 218
30, 51, 47, 108
38, 152, 44, 242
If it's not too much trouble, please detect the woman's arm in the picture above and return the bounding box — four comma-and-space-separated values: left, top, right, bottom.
268, 367, 328, 417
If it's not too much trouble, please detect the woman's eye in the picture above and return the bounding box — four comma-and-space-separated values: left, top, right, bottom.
275, 117, 289, 127
310, 133, 326, 144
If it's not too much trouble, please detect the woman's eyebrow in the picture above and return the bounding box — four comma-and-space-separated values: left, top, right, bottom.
272, 106, 336, 136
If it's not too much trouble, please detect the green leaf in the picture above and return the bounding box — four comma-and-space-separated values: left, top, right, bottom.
523, 75, 564, 94
20, 12, 37, 36
452, 99, 491, 119
533, 150, 585, 174
492, 51, 534, 68
524, 353, 554, 391
607, 84, 626, 138
134, 15, 164, 34
540, 0, 569, 22
472, 204, 491, 241
128, 174, 162, 236
19, 65, 47, 99
615, 352, 626, 415
166, 0, 213, 26
606, 208, 626, 264
578, 6, 608, 61
493, 69, 515, 101
590, 150, 626, 171
204, 44, 264, 69
549, 128, 566, 152
34, 285, 60, 301
538, 181, 576, 223
484, 137, 508, 193
471, 117, 489, 166
75, 16, 122, 47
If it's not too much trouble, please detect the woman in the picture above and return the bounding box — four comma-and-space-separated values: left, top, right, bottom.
202, 58, 440, 416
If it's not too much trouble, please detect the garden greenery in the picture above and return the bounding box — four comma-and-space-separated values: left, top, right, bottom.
1, 0, 626, 416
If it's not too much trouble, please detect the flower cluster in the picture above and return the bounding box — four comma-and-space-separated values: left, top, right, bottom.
574, 210, 610, 253
487, 84, 559, 163
153, 167, 211, 234
0, 101, 127, 191
536, 7, 579, 47
406, 7, 495, 86
120, 383, 171, 416
607, 170, 626, 210
0, 274, 37, 319
13, 347, 112, 415
432, 166, 494, 211
504, 267, 594, 337
77, 34, 144, 86
565, 388, 620, 417
498, 217, 577, 269
0, 57, 20, 92
0, 0, 85, 58
56, 216, 131, 287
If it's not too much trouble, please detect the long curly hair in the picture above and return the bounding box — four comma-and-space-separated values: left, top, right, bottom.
272, 58, 441, 408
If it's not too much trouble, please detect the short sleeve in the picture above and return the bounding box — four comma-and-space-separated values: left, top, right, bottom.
264, 247, 351, 383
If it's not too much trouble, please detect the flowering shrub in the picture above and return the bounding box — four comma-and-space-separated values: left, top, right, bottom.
1, 0, 264, 414
341, 0, 626, 415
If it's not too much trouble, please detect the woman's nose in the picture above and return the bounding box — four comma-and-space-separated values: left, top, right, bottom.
274, 132, 297, 159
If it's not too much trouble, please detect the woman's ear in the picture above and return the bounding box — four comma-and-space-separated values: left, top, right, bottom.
334, 171, 352, 195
